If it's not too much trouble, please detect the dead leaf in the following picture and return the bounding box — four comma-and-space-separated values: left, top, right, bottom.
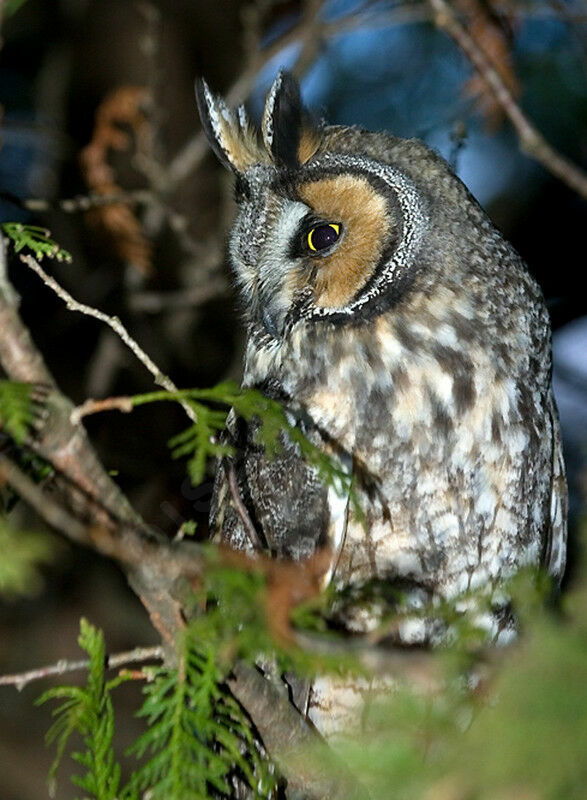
218, 545, 332, 646
79, 86, 153, 275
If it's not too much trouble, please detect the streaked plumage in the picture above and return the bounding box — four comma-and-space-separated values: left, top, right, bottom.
197, 71, 567, 739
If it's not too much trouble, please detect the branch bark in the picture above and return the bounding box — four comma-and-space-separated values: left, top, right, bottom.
228, 662, 370, 800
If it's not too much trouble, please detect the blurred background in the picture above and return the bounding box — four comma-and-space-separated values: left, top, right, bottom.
0, 1, 585, 797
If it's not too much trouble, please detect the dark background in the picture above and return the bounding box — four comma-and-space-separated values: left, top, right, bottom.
0, 2, 585, 797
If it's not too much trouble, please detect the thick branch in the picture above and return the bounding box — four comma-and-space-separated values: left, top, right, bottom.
0, 241, 55, 386
228, 662, 370, 800
1, 247, 144, 531
429, 0, 587, 199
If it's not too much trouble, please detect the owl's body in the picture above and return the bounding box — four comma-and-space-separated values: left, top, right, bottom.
197, 73, 567, 738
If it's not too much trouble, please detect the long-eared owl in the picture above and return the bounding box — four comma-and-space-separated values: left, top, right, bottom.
197, 71, 567, 737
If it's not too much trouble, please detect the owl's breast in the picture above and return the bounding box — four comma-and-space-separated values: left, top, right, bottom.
243, 293, 554, 599
341, 317, 548, 585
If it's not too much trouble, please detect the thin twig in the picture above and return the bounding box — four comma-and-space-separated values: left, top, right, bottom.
0, 645, 164, 691
226, 462, 263, 551
19, 253, 197, 423
429, 0, 587, 199
71, 395, 134, 423
1, 189, 153, 214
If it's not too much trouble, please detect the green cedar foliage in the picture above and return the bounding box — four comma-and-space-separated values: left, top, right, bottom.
37, 619, 130, 800
37, 617, 277, 800
130, 382, 355, 503
0, 380, 37, 445
0, 517, 55, 598
124, 627, 276, 800
1, 223, 72, 262
190, 546, 359, 679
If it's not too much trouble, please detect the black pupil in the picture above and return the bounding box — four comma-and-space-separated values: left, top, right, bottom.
312, 224, 339, 250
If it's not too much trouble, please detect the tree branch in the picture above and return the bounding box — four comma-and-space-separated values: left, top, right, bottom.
19, 253, 197, 424
228, 661, 370, 800
0, 241, 55, 385
428, 0, 587, 199
127, 277, 229, 313
0, 188, 153, 214
0, 645, 164, 691
1, 245, 145, 532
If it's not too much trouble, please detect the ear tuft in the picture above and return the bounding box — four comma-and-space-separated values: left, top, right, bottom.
195, 78, 263, 173
261, 70, 321, 169
195, 78, 232, 171
196, 72, 321, 174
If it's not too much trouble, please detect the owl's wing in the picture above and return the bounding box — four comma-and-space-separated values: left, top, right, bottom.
210, 409, 338, 561
544, 392, 568, 583
209, 433, 256, 553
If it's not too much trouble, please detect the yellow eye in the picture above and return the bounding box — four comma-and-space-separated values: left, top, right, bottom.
307, 223, 341, 253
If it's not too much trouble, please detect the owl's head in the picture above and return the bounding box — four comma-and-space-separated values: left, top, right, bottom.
196, 71, 492, 339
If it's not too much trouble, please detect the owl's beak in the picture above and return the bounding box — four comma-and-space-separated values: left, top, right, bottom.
255, 265, 294, 339
256, 283, 292, 338
257, 282, 311, 339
